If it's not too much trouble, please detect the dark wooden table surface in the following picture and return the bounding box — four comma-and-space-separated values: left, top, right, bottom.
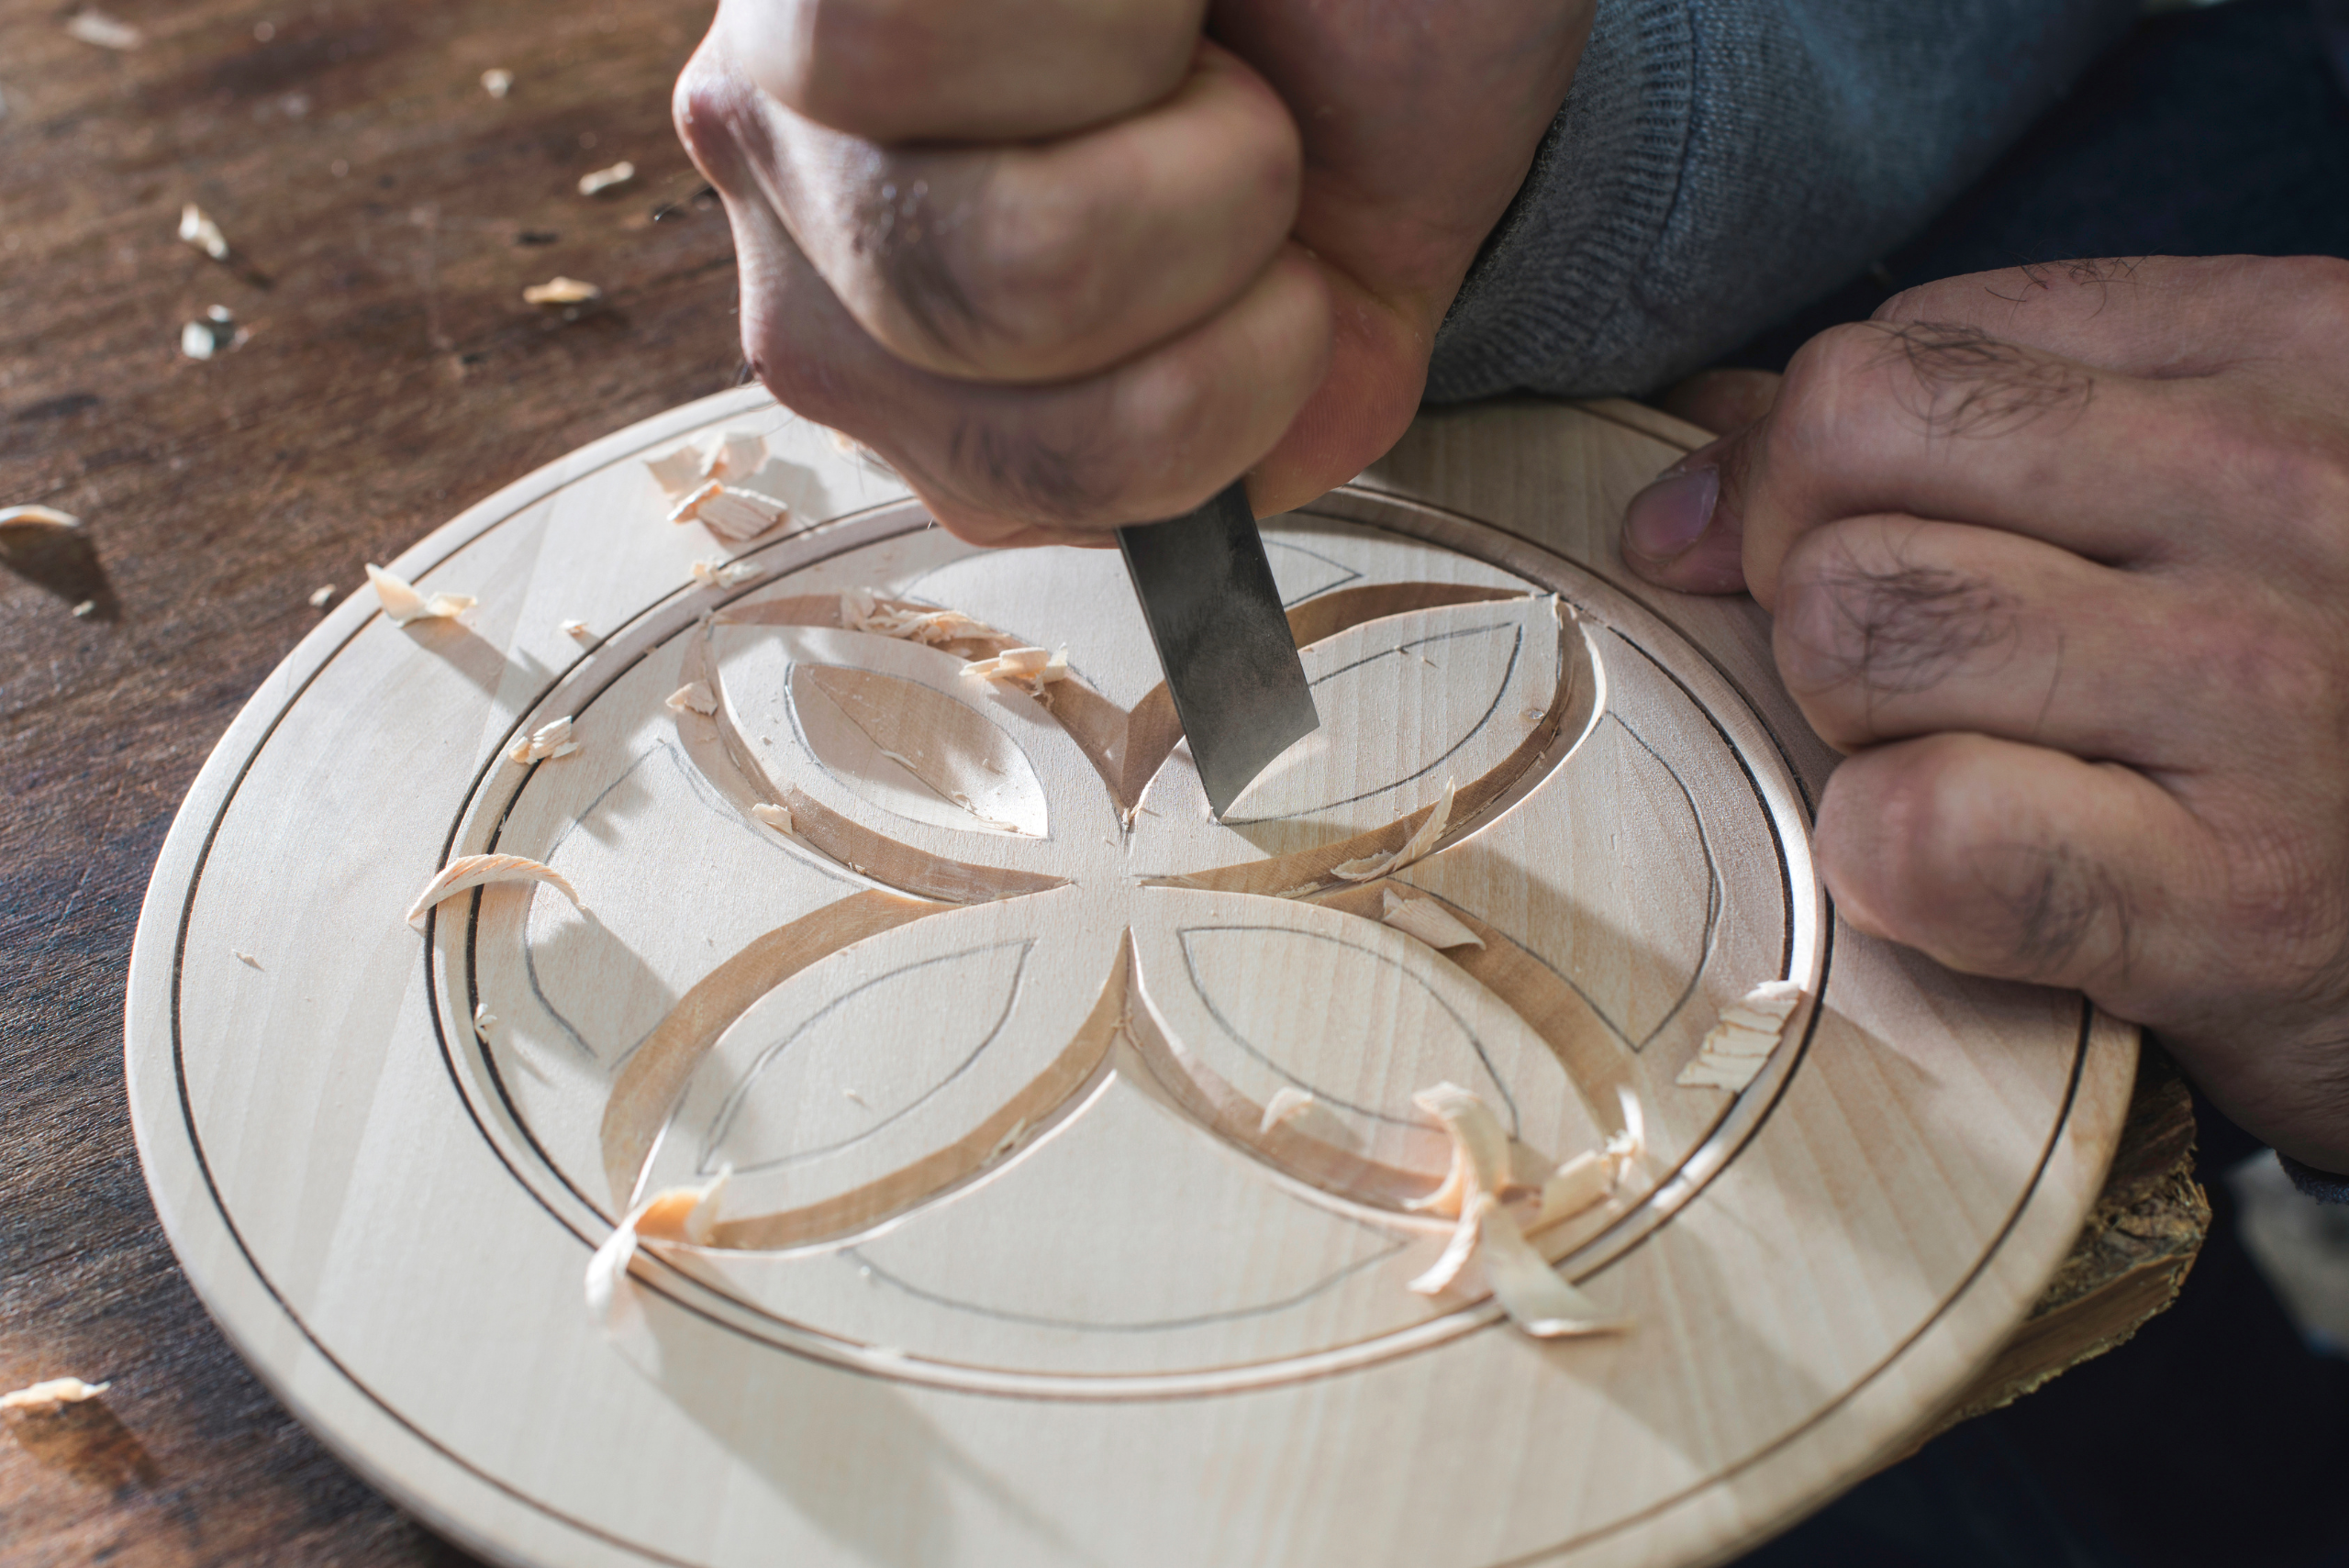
2, 2, 739, 1561
0, 4, 2209, 1564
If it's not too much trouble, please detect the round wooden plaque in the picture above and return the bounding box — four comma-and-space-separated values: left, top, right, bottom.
127, 391, 2134, 1568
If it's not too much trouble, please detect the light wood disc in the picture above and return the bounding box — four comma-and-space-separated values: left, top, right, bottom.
127, 391, 2135, 1568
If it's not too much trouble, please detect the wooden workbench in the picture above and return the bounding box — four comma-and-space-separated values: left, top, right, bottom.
0, 3, 2206, 1562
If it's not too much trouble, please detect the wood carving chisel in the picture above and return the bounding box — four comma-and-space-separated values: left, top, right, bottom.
1117, 479, 1320, 818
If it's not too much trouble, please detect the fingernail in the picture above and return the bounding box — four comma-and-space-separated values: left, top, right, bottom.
1623, 466, 1720, 562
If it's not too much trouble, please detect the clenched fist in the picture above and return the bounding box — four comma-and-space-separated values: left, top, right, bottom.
674, 0, 1592, 543
1627, 256, 2349, 1173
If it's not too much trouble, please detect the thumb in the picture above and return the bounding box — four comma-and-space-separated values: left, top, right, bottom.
1619, 368, 1779, 595
1619, 428, 1752, 593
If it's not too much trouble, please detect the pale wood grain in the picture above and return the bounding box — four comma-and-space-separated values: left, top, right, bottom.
122, 391, 2136, 1568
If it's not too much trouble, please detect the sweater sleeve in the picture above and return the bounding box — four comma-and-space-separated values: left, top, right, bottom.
1427, 0, 2139, 402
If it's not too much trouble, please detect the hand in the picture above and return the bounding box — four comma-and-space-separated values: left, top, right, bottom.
1622, 256, 2349, 1171
674, 0, 1592, 545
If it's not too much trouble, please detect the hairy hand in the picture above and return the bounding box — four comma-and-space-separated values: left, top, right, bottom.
1624, 257, 2349, 1171
674, 0, 1592, 545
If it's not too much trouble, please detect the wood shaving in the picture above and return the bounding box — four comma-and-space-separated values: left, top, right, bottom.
0, 1377, 111, 1412
507, 716, 574, 764
1332, 777, 1458, 882
365, 563, 473, 627
480, 68, 513, 98
405, 853, 584, 930
1259, 1087, 1317, 1135
559, 618, 590, 639
1407, 1083, 1630, 1338
181, 305, 241, 361
473, 1003, 496, 1039
71, 600, 95, 617
1380, 889, 1483, 950
232, 949, 261, 969
1533, 1088, 1647, 1229
584, 1169, 728, 1324
840, 592, 992, 648
648, 430, 764, 497
751, 802, 794, 834
64, 9, 140, 49
0, 506, 79, 531
523, 276, 599, 306
664, 681, 717, 716
178, 204, 229, 260
307, 584, 335, 607
689, 558, 764, 589
963, 646, 1052, 682
577, 160, 636, 196
690, 488, 788, 542
1677, 979, 1806, 1091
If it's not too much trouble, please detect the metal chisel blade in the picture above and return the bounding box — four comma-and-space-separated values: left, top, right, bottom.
1117, 480, 1319, 818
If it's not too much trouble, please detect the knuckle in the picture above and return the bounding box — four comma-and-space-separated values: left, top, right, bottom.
764, 0, 937, 139
1773, 529, 2017, 719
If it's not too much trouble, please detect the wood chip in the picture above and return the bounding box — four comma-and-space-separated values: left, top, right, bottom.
577, 160, 635, 195
0, 1377, 110, 1412
0, 506, 79, 531
665, 681, 717, 716
1677, 979, 1807, 1091
670, 482, 787, 541
1406, 1082, 1630, 1338
64, 9, 141, 49
480, 68, 513, 98
232, 949, 261, 969
962, 646, 1052, 682
751, 802, 794, 834
559, 618, 591, 639
1258, 1086, 1317, 1135
689, 558, 763, 590
1533, 1088, 1646, 1229
178, 204, 229, 261
1332, 777, 1458, 882
648, 429, 764, 498
71, 600, 95, 617
366, 563, 474, 627
1380, 889, 1483, 950
840, 592, 992, 649
585, 1170, 729, 1326
473, 1003, 496, 1039
307, 584, 335, 607
405, 853, 584, 930
523, 276, 599, 306
507, 716, 574, 764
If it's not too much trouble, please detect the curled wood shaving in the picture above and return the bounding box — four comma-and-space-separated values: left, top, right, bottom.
751, 802, 795, 835
405, 853, 584, 930
1259, 1086, 1316, 1135
1676, 980, 1806, 1091
1, 1376, 110, 1412
665, 681, 717, 716
839, 591, 993, 649
0, 506, 80, 531
307, 584, 335, 607
1407, 1083, 1629, 1338
473, 1003, 496, 1040
178, 204, 229, 260
1333, 777, 1458, 883
691, 488, 788, 542
648, 430, 764, 497
559, 618, 590, 639
523, 276, 600, 306
585, 1169, 728, 1325
507, 716, 574, 764
689, 558, 764, 589
577, 160, 635, 196
366, 563, 473, 626
1534, 1088, 1646, 1229
480, 68, 513, 98
1380, 889, 1483, 951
